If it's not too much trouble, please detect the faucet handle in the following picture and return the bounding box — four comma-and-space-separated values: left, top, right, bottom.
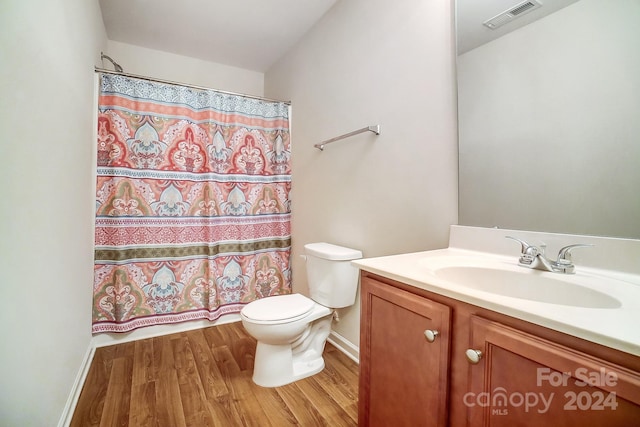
556, 244, 594, 264
505, 236, 540, 255
505, 236, 530, 253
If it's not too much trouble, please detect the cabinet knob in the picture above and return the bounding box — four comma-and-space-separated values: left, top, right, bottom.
424, 329, 439, 342
465, 349, 483, 364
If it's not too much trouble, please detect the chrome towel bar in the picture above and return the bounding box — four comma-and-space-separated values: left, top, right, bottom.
314, 125, 380, 151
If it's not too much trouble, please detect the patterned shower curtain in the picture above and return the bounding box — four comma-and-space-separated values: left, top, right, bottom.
92, 74, 291, 333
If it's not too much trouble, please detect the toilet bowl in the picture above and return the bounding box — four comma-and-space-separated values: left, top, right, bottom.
240, 242, 362, 387
241, 293, 332, 387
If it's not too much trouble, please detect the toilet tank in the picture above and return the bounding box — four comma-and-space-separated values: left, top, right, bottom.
304, 242, 363, 308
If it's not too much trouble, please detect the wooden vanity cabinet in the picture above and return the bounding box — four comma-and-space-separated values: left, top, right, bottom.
466, 315, 640, 426
359, 275, 451, 426
359, 272, 640, 427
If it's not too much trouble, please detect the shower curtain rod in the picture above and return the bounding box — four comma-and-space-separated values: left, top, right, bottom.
94, 67, 291, 105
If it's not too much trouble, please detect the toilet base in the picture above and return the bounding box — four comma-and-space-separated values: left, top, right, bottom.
253, 343, 326, 387
251, 315, 332, 387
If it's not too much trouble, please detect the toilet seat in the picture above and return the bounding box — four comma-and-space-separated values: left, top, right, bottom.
241, 294, 316, 324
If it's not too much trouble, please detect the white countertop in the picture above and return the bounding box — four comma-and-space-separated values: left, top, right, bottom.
353, 246, 640, 357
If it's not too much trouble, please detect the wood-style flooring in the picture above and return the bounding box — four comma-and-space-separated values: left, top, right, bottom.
70, 321, 359, 426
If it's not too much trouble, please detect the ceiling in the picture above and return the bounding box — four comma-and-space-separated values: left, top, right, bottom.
100, 0, 582, 71
99, 0, 338, 72
457, 0, 580, 54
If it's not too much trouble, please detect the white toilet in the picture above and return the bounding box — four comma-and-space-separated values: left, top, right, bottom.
240, 242, 362, 387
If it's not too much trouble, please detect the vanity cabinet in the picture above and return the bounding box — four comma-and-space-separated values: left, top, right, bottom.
359, 276, 451, 426
359, 272, 640, 427
466, 315, 640, 426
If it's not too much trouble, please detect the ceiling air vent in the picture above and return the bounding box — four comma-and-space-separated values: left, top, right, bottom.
483, 0, 543, 29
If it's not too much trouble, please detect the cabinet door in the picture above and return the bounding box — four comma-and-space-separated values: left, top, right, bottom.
359, 276, 451, 427
464, 315, 640, 427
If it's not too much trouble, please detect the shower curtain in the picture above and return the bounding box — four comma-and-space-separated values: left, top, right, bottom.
92, 74, 291, 333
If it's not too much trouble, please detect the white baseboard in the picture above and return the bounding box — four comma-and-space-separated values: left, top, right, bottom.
327, 330, 359, 364
57, 344, 96, 427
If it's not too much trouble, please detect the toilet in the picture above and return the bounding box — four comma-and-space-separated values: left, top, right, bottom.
240, 242, 362, 387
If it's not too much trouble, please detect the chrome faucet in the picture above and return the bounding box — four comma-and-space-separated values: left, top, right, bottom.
505, 236, 593, 274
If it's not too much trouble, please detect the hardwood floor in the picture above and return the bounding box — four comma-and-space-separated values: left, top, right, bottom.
71, 322, 359, 426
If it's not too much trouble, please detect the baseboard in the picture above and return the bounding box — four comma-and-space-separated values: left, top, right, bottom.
57, 344, 96, 427
327, 331, 359, 364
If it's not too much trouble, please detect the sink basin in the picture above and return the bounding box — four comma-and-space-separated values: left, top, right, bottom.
433, 266, 621, 309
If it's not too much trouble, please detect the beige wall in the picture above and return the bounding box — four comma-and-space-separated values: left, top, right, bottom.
0, 0, 107, 425
265, 0, 459, 347
105, 40, 265, 97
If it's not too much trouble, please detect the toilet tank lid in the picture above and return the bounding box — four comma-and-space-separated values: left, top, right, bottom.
304, 242, 363, 261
